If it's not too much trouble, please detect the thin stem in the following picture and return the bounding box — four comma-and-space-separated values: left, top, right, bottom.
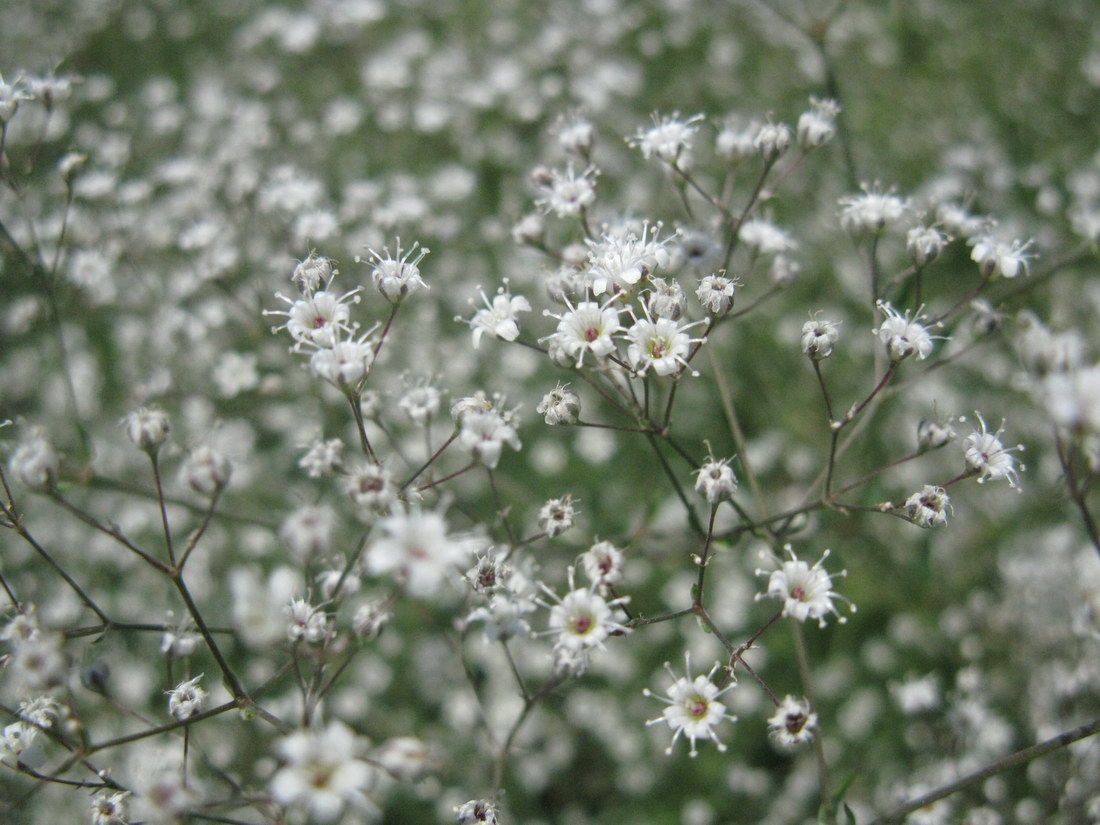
645, 431, 705, 537
48, 491, 170, 573
868, 717, 1100, 825
177, 488, 222, 570
415, 460, 477, 493
790, 618, 834, 824
170, 575, 248, 702
1055, 431, 1100, 559
348, 393, 379, 464
707, 345, 766, 520
400, 431, 458, 490
150, 453, 177, 567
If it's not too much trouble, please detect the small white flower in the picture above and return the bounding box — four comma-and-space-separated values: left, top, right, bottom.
801, 316, 840, 360
969, 233, 1034, 279
271, 722, 377, 822
285, 598, 333, 644
181, 445, 233, 495
541, 297, 623, 368
264, 287, 360, 349
359, 237, 429, 302
537, 383, 581, 425
291, 251, 335, 295
167, 674, 207, 720
716, 117, 759, 163
625, 306, 705, 378
839, 183, 907, 234
367, 505, 476, 597
280, 504, 337, 561
580, 540, 625, 591
646, 277, 686, 320
90, 790, 131, 825
464, 283, 531, 349
556, 113, 596, 158
298, 437, 345, 478
874, 301, 938, 362
543, 577, 629, 655
459, 410, 521, 469
125, 407, 171, 452
754, 121, 791, 162
936, 202, 987, 239
536, 164, 597, 218
797, 97, 839, 150
374, 737, 435, 782
160, 611, 200, 658
755, 545, 855, 627
904, 485, 951, 527
694, 453, 738, 503
906, 226, 947, 267
738, 219, 796, 256
585, 222, 671, 297
0, 721, 43, 768
399, 382, 442, 425
309, 332, 375, 390
467, 593, 534, 643
344, 463, 396, 514
454, 798, 500, 825
767, 695, 818, 748
538, 495, 579, 537
630, 112, 703, 165
696, 273, 738, 314
644, 654, 737, 757
8, 435, 59, 490
963, 413, 1024, 487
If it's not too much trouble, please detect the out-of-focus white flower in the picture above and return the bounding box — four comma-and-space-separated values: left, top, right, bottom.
374, 736, 436, 782
535, 164, 597, 218
755, 545, 855, 627
797, 97, 839, 149
629, 112, 703, 165
644, 654, 737, 757
125, 407, 171, 453
839, 183, 907, 234
8, 435, 58, 490
181, 445, 233, 495
580, 540, 625, 591
271, 722, 377, 822
285, 597, 333, 644
298, 437, 345, 478
738, 219, 796, 256
754, 121, 791, 162
367, 505, 476, 597
538, 495, 579, 537
280, 504, 337, 561
459, 409, 521, 469
344, 463, 397, 514
358, 237, 429, 302
969, 232, 1034, 278
906, 225, 947, 267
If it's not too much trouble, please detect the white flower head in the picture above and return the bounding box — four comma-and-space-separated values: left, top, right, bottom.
285, 597, 334, 644
585, 222, 671, 297
963, 413, 1024, 488
298, 437, 345, 478
839, 183, 908, 234
797, 97, 839, 150
541, 296, 623, 368
367, 504, 477, 597
344, 463, 396, 514
90, 790, 131, 825
271, 722, 377, 822
874, 301, 939, 362
696, 272, 739, 315
462, 281, 531, 349
767, 695, 818, 748
556, 111, 597, 158
291, 251, 335, 295
538, 495, 579, 537
459, 409, 521, 469
467, 593, 535, 644
358, 237, 429, 303
309, 328, 377, 390
755, 545, 856, 627
644, 653, 737, 757
264, 287, 360, 349
537, 383, 581, 425
646, 276, 686, 320
716, 116, 759, 163
754, 120, 791, 162
906, 225, 948, 267
904, 485, 952, 528
630, 112, 704, 166
181, 445, 233, 495
694, 451, 738, 503
540, 570, 629, 662
454, 798, 501, 825
969, 232, 1034, 279
625, 307, 705, 378
125, 407, 171, 453
167, 674, 207, 720
801, 315, 841, 360
535, 164, 597, 218
280, 503, 337, 561
738, 219, 796, 256
399, 380, 442, 425
580, 540, 625, 591
8, 434, 59, 490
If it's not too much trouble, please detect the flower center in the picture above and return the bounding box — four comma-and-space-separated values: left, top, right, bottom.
689, 700, 708, 717
584, 327, 600, 342
572, 614, 592, 634
791, 585, 806, 600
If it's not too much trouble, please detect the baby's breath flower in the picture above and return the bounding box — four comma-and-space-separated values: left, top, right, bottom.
904, 485, 951, 527
538, 495, 578, 537
625, 307, 705, 377
738, 219, 796, 256
716, 116, 758, 163
367, 505, 476, 598
968, 233, 1034, 279
767, 695, 818, 748
280, 504, 337, 561
755, 545, 855, 627
694, 452, 738, 503
797, 97, 839, 150
630, 112, 703, 166
9, 434, 59, 490
580, 540, 625, 591
125, 407, 171, 453
285, 597, 333, 644
537, 383, 580, 425
541, 296, 622, 368
511, 212, 546, 246
359, 237, 429, 303
459, 409, 521, 469
344, 463, 396, 514
454, 798, 500, 825
874, 301, 938, 362
754, 121, 791, 162
556, 112, 596, 158
462, 282, 531, 349
585, 222, 671, 297
271, 723, 377, 822
535, 164, 597, 218
291, 251, 335, 295
696, 273, 738, 314
839, 183, 907, 234
801, 315, 840, 360
906, 225, 948, 267
399, 382, 442, 425
298, 437, 345, 478
0, 72, 33, 123
181, 445, 232, 495
90, 790, 131, 825
264, 286, 360, 349
963, 413, 1024, 487
645, 277, 686, 320
540, 571, 629, 665
644, 654, 737, 757
918, 414, 957, 451
167, 674, 206, 720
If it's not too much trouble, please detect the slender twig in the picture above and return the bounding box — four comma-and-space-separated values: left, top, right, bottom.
150, 453, 177, 567
790, 617, 834, 825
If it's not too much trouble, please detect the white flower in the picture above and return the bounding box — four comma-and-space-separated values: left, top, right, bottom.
538, 495, 579, 537
716, 117, 758, 163
906, 226, 947, 267
646, 277, 686, 320
1044, 365, 1100, 434
536, 164, 597, 218
359, 237, 429, 302
754, 121, 791, 162
767, 695, 818, 748
125, 407, 171, 452
0, 721, 43, 768
285, 598, 333, 643
630, 112, 703, 165
585, 222, 671, 297
936, 202, 987, 239
264, 288, 359, 348
839, 183, 907, 234
399, 382, 442, 425
8, 435, 58, 490
644, 654, 737, 757
904, 485, 951, 527
541, 297, 622, 368
738, 219, 796, 256
459, 410, 521, 469
556, 113, 596, 157
167, 674, 207, 720
464, 283, 531, 349
969, 233, 1034, 279
280, 504, 337, 561
801, 316, 840, 360
755, 545, 855, 627
291, 251, 335, 295
374, 737, 435, 782
344, 463, 396, 514
271, 722, 377, 822
298, 437, 345, 478
696, 273, 738, 314
454, 798, 500, 825
694, 453, 738, 503
160, 612, 199, 658
625, 308, 705, 377
90, 790, 131, 825
963, 413, 1024, 487
1015, 312, 1083, 376
537, 384, 581, 425
580, 540, 625, 590
544, 580, 629, 654
367, 506, 475, 597
874, 301, 937, 362
797, 97, 839, 149
309, 332, 375, 389
181, 445, 233, 495
0, 72, 33, 123
467, 593, 534, 643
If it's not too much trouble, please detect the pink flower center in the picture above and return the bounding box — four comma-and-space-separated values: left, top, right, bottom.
573, 615, 591, 634
584, 327, 599, 342
791, 585, 805, 600
690, 700, 707, 717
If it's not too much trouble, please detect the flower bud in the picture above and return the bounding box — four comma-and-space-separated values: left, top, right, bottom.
125, 407, 171, 453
